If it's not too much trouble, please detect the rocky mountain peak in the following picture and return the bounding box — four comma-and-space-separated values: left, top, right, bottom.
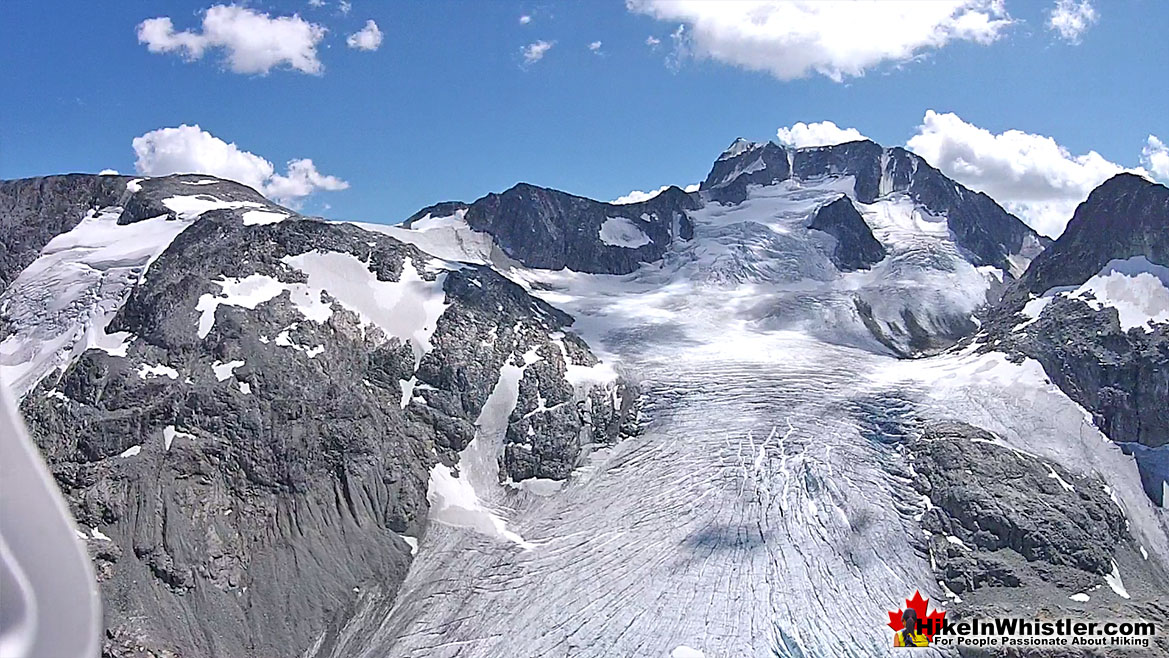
1014, 173, 1169, 297
696, 138, 1046, 275
406, 180, 698, 274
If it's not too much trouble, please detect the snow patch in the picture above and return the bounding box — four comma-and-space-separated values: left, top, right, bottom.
162, 425, 195, 451
1104, 560, 1130, 599
119, 445, 141, 458
399, 377, 417, 409
211, 359, 244, 381
282, 251, 449, 367
160, 194, 264, 220
137, 363, 178, 380
670, 647, 705, 658
401, 535, 419, 555
1045, 463, 1075, 492
426, 463, 533, 549
1069, 592, 1090, 602
241, 209, 290, 226
196, 275, 287, 338
1068, 256, 1169, 331
599, 216, 652, 249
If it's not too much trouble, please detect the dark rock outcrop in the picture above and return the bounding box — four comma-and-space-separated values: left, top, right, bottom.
408, 183, 699, 275
911, 422, 1128, 595
1011, 173, 1169, 300
807, 195, 887, 271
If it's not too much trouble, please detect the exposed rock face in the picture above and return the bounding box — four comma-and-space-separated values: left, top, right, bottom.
699, 140, 1046, 275
979, 175, 1169, 503
912, 422, 1128, 595
807, 195, 886, 271
4, 174, 633, 658
909, 422, 1169, 658
408, 183, 699, 275
1011, 173, 1169, 299
0, 174, 130, 291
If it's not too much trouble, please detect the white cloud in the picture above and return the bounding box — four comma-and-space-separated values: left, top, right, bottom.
519, 14, 532, 24
347, 19, 383, 51
776, 121, 869, 148
338, 1, 352, 15
612, 183, 699, 204
626, 0, 1012, 82
308, 0, 325, 7
98, 169, 120, 176
646, 35, 661, 48
589, 40, 603, 53
906, 110, 1135, 237
1142, 135, 1169, 182
131, 124, 348, 204
522, 40, 554, 65
1048, 0, 1097, 43
137, 4, 327, 75
665, 24, 688, 72
264, 159, 350, 200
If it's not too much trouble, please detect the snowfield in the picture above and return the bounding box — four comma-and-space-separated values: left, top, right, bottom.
0, 207, 197, 395
598, 216, 653, 248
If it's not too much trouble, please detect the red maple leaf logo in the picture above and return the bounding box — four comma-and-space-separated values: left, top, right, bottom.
887, 590, 947, 641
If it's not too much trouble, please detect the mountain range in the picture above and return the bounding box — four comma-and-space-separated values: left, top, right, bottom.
1, 138, 1166, 657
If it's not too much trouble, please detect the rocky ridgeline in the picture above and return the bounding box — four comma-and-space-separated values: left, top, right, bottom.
701, 138, 1047, 275
979, 174, 1169, 504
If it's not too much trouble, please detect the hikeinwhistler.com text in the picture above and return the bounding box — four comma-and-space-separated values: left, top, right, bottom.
924, 617, 1157, 650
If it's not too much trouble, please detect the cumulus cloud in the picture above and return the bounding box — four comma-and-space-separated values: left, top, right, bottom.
338, 1, 351, 15
137, 4, 327, 75
519, 14, 532, 24
776, 121, 869, 148
132, 124, 348, 204
522, 40, 554, 65
906, 110, 1135, 237
265, 159, 350, 201
308, 0, 325, 7
1048, 0, 1097, 43
589, 40, 603, 53
347, 19, 383, 51
612, 183, 699, 204
626, 0, 1012, 82
1142, 135, 1169, 182
646, 35, 661, 48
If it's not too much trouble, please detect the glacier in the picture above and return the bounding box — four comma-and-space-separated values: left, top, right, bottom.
324, 174, 1169, 657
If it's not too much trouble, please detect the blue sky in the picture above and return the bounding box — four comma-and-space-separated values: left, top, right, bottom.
1, 1, 1166, 234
